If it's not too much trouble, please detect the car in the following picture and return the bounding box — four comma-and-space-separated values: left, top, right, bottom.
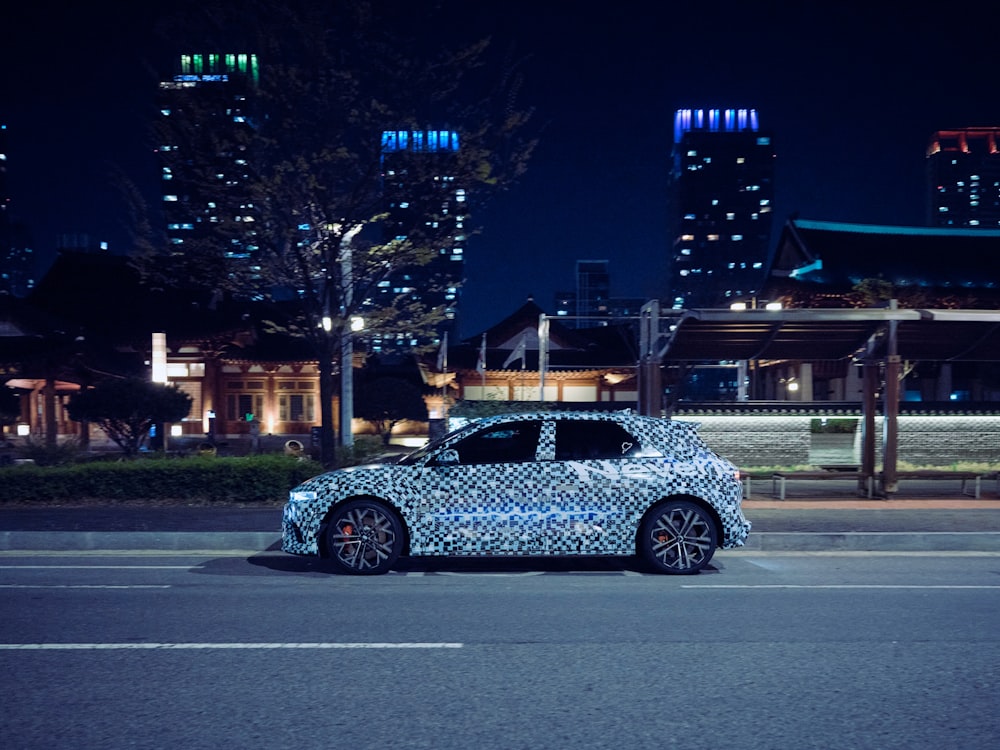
282, 410, 751, 575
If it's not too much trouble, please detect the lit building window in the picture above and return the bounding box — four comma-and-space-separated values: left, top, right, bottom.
707, 234, 720, 241
726, 213, 735, 220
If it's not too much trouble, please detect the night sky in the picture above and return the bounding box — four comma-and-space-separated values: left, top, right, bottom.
4, 1, 998, 339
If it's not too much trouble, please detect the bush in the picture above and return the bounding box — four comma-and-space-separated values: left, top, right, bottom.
16, 437, 82, 467
0, 453, 325, 505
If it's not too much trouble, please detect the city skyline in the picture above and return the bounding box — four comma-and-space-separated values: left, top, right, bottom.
3, 1, 998, 338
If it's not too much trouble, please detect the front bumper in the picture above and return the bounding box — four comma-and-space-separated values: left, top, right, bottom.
281, 502, 321, 556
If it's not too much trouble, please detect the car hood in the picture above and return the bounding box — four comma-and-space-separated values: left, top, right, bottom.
293, 462, 408, 494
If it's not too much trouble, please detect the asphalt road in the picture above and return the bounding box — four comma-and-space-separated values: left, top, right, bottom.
2, 549, 998, 749
4, 501, 1000, 554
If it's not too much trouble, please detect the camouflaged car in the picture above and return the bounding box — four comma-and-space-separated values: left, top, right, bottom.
282, 410, 750, 574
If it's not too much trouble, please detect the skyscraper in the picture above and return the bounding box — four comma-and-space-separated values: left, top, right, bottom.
0, 123, 37, 297
157, 53, 261, 260
926, 128, 1000, 228
373, 128, 465, 349
667, 108, 775, 309
576, 259, 610, 326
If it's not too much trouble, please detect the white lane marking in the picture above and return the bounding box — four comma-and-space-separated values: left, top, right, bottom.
0, 584, 171, 589
0, 642, 464, 650
682, 584, 1000, 589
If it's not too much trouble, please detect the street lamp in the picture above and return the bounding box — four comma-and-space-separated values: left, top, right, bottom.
340, 315, 365, 448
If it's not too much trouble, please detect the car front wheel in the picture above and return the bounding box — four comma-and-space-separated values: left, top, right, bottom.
325, 500, 403, 575
639, 500, 718, 574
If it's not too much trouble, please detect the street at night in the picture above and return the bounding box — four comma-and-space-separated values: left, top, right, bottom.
2, 549, 998, 749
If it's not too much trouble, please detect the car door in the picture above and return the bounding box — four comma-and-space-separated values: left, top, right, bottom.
540, 418, 663, 555
413, 420, 547, 554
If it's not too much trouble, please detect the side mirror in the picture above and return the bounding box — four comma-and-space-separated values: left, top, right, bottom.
430, 448, 460, 467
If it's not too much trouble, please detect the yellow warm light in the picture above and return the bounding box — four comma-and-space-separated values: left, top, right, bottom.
152, 332, 168, 384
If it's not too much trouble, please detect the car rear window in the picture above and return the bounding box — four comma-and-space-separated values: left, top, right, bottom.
554, 420, 659, 460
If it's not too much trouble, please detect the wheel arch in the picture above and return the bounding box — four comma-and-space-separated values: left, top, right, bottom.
634, 494, 724, 555
317, 494, 411, 558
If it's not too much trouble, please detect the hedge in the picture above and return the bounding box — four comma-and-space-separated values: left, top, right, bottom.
0, 454, 325, 504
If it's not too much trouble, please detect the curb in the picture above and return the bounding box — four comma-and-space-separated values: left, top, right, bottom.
739, 531, 1000, 552
3, 531, 1000, 553
0, 531, 281, 552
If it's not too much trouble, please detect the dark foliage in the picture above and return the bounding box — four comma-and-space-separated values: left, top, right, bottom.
66, 379, 193, 457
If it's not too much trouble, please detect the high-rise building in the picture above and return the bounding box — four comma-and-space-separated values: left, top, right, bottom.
157, 54, 261, 260
0, 123, 37, 297
576, 259, 610, 326
926, 128, 1000, 228
374, 128, 465, 349
667, 108, 775, 309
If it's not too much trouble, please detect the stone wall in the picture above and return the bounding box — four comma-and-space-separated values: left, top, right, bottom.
896, 415, 1000, 466
686, 415, 812, 467
674, 407, 1000, 468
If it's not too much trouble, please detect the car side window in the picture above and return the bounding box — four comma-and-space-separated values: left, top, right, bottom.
449, 421, 542, 465
554, 420, 656, 461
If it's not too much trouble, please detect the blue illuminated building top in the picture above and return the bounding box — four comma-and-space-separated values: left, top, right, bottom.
673, 108, 760, 143
381, 130, 460, 153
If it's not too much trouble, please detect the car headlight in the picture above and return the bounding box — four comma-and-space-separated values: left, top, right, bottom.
289, 489, 318, 503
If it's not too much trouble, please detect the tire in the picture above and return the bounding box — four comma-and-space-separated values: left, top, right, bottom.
324, 499, 403, 575
639, 500, 718, 574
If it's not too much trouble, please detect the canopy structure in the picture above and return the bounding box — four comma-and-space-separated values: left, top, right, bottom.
659, 308, 1000, 363
635, 304, 1000, 495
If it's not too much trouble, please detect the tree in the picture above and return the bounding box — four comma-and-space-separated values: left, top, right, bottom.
355, 377, 429, 445
136, 0, 535, 467
66, 379, 193, 457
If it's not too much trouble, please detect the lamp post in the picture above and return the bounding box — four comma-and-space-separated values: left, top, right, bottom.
340, 314, 364, 448
151, 332, 168, 451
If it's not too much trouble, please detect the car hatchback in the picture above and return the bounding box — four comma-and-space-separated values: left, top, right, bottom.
282, 410, 750, 574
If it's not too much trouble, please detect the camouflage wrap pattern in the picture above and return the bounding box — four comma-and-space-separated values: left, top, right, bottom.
282, 411, 750, 558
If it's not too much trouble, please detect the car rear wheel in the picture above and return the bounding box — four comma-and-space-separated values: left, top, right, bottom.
325, 500, 403, 575
639, 500, 718, 574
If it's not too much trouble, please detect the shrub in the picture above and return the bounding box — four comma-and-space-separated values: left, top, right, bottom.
16, 437, 81, 467
0, 454, 324, 505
